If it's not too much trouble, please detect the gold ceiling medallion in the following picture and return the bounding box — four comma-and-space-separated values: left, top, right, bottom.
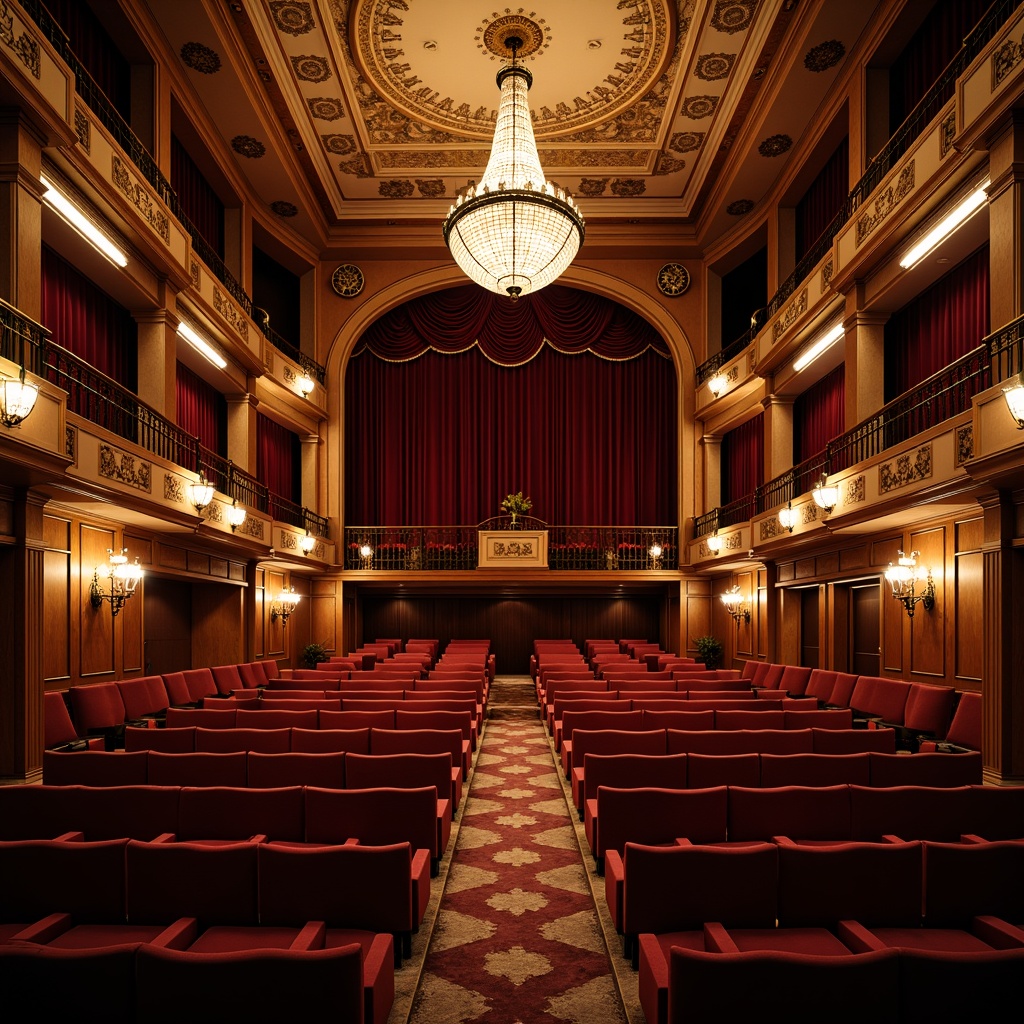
657, 263, 690, 296
331, 264, 364, 297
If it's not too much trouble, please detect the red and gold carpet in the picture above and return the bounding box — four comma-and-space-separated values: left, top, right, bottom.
404, 677, 635, 1023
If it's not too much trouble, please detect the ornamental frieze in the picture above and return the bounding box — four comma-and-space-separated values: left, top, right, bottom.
163, 474, 184, 503
112, 156, 170, 244
1, 1, 40, 78
281, 532, 298, 551
940, 111, 956, 157
856, 161, 915, 245
879, 445, 932, 494
772, 288, 808, 342
100, 445, 151, 493
956, 425, 974, 466
760, 516, 785, 541
801, 503, 819, 525
493, 541, 534, 558
65, 426, 77, 463
993, 29, 1024, 87
724, 532, 744, 551
821, 255, 834, 289
238, 515, 265, 541
74, 107, 91, 153
845, 475, 865, 505
213, 288, 249, 341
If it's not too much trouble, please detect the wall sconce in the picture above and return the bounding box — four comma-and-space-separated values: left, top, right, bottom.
649, 543, 663, 568
778, 501, 797, 532
300, 531, 316, 554
189, 473, 215, 516
812, 473, 838, 514
90, 547, 143, 617
270, 586, 300, 625
707, 374, 727, 398
0, 368, 39, 427
359, 544, 374, 569
1001, 372, 1024, 428
227, 500, 247, 531
721, 585, 750, 623
883, 550, 935, 618
298, 372, 315, 397
706, 532, 722, 556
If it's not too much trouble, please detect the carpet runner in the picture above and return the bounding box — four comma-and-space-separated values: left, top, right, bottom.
402, 676, 637, 1024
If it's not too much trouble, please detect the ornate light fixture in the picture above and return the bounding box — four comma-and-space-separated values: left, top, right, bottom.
778, 501, 797, 532
649, 543, 663, 569
812, 473, 838, 514
270, 586, 300, 626
707, 374, 728, 399
884, 550, 935, 618
0, 367, 39, 427
721, 585, 750, 624
227, 500, 247, 531
297, 371, 315, 397
359, 544, 374, 569
189, 473, 215, 516
300, 531, 316, 555
90, 547, 143, 617
442, 35, 584, 301
1001, 372, 1024, 427
706, 532, 723, 556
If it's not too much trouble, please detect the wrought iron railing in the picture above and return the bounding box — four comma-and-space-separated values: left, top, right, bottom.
343, 525, 680, 570
20, 0, 326, 381
0, 298, 48, 376
986, 311, 1024, 382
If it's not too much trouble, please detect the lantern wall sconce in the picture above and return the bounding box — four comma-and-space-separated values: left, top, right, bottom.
300, 532, 316, 555
90, 547, 143, 617
0, 367, 39, 427
707, 374, 727, 399
359, 544, 374, 569
706, 532, 722, 556
721, 585, 750, 623
778, 501, 797, 532
884, 550, 935, 618
270, 587, 300, 625
1001, 372, 1024, 428
812, 473, 838, 514
298, 372, 315, 397
649, 543, 663, 568
189, 473, 215, 516
227, 501, 247, 531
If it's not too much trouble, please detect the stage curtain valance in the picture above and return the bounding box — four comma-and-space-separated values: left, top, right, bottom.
352, 284, 670, 365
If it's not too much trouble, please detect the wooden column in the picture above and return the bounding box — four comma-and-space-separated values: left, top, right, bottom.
986, 111, 1024, 329
0, 112, 44, 316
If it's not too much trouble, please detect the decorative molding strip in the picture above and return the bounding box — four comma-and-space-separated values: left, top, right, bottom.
189, 260, 200, 289
112, 155, 170, 243
206, 501, 224, 523
239, 515, 265, 541
845, 475, 865, 504
956, 424, 974, 466
65, 425, 77, 464
493, 540, 534, 558
772, 288, 808, 342
879, 444, 932, 494
821, 254, 834, 289
100, 445, 152, 492
213, 287, 249, 340
283, 366, 297, 385
0, 1, 40, 78
760, 516, 785, 541
163, 474, 183, 503
801, 502, 819, 524
74, 106, 91, 153
856, 161, 915, 245
747, 350, 756, 374
724, 532, 744, 551
281, 531, 298, 551
993, 28, 1024, 87
940, 111, 956, 157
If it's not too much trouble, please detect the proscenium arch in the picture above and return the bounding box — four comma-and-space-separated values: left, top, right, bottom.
324, 265, 698, 544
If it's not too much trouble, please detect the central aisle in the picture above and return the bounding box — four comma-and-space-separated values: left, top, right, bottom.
402, 676, 637, 1024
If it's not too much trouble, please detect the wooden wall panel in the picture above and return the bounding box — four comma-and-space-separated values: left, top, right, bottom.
311, 578, 339, 653
733, 570, 755, 657
79, 524, 116, 678
42, 515, 70, 685
142, 578, 192, 674
192, 582, 244, 667
263, 570, 288, 659
954, 549, 983, 682
908, 526, 945, 679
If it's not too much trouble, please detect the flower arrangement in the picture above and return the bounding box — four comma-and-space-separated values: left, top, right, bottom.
500, 491, 533, 517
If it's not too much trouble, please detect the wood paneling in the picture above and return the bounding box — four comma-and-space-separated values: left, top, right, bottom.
79, 524, 115, 678
311, 578, 339, 653
908, 526, 945, 678
800, 587, 820, 668
852, 584, 881, 676
954, 550, 983, 682
42, 516, 71, 684
192, 582, 244, 667
839, 545, 869, 571
143, 578, 192, 674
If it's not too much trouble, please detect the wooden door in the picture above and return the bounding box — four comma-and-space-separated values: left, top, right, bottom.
850, 584, 880, 676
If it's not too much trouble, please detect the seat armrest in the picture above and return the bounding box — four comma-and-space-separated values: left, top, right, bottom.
972, 915, 1024, 949
880, 834, 904, 844
151, 832, 176, 843
960, 833, 989, 845
290, 921, 327, 950
704, 921, 740, 953
249, 833, 268, 844
150, 918, 199, 950
836, 920, 886, 952
673, 838, 694, 846
9, 912, 73, 944
54, 831, 85, 842
772, 836, 797, 846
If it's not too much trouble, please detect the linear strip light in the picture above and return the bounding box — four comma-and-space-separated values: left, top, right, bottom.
176, 320, 228, 369
899, 181, 989, 269
793, 321, 845, 372
40, 175, 128, 267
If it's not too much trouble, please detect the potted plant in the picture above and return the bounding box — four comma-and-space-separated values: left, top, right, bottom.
693, 635, 724, 670
301, 641, 329, 668
500, 490, 532, 528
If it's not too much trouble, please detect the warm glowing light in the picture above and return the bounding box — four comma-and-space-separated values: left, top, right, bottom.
778, 502, 797, 532
899, 182, 989, 269
706, 533, 723, 555
41, 175, 128, 267
298, 372, 315, 396
1001, 373, 1024, 428
227, 501, 247, 530
707, 374, 728, 398
812, 474, 838, 513
177, 320, 228, 369
0, 374, 39, 427
793, 321, 845, 371
300, 532, 316, 554
188, 473, 215, 513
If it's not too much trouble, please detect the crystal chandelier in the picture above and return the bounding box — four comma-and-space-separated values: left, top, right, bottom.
442, 36, 585, 301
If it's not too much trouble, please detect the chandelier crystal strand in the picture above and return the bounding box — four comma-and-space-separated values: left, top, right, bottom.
443, 37, 584, 300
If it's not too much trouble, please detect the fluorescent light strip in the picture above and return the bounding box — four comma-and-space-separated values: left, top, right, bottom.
793, 321, 845, 372
40, 175, 128, 267
177, 320, 228, 369
899, 181, 990, 269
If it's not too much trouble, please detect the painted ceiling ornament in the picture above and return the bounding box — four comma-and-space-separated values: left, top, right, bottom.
307, 96, 344, 120
331, 264, 365, 297
270, 201, 298, 217
320, 133, 356, 154
379, 179, 415, 198
180, 41, 221, 74
681, 94, 719, 120
231, 135, 266, 158
804, 39, 847, 73
291, 54, 332, 82
269, 0, 315, 36
655, 154, 686, 175
758, 133, 793, 158
611, 178, 646, 197
726, 198, 755, 215
711, 0, 757, 34
578, 178, 609, 197
657, 263, 691, 297
416, 179, 446, 198
694, 52, 736, 81
670, 131, 705, 153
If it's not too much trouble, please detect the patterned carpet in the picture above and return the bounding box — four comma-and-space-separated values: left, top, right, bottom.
397, 676, 639, 1024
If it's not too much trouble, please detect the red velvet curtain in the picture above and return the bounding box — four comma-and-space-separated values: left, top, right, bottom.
793, 364, 846, 464
884, 245, 989, 400
171, 135, 224, 258
41, 245, 137, 388
257, 413, 300, 504
346, 290, 677, 526
721, 414, 763, 505
176, 361, 226, 455
796, 137, 849, 261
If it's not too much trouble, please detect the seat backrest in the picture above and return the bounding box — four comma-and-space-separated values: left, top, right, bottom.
945, 691, 981, 749
116, 675, 170, 719
804, 669, 837, 702
124, 726, 196, 753
902, 683, 955, 737
44, 691, 79, 747
599, 785, 728, 853
246, 752, 346, 790
69, 682, 126, 732
210, 664, 245, 695
740, 659, 759, 679
758, 663, 786, 690
922, 839, 1024, 926
258, 658, 281, 680
290, 727, 371, 754
783, 708, 853, 730
827, 672, 858, 708
160, 672, 192, 706
238, 662, 267, 688
344, 751, 451, 797
715, 709, 785, 730
304, 785, 437, 852
176, 785, 304, 842
393, 710, 473, 742
146, 751, 248, 787
583, 752, 688, 804
778, 665, 813, 695
369, 727, 462, 768
811, 727, 896, 754
562, 709, 642, 745
320, 709, 396, 730
685, 752, 761, 788
868, 751, 983, 787
668, 728, 813, 755
165, 707, 236, 729
759, 752, 871, 788
849, 785, 974, 842
194, 727, 291, 754
852, 676, 912, 723
727, 785, 852, 843
43, 749, 148, 786
570, 728, 666, 772
639, 709, 715, 730
181, 668, 218, 702
234, 708, 318, 730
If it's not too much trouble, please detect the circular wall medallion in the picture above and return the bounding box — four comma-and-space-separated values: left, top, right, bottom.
331, 264, 364, 297
657, 263, 690, 297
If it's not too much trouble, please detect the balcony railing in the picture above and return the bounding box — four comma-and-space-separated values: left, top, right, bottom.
20, 0, 326, 382
695, 343, 991, 537
343, 525, 680, 571
1, 297, 48, 376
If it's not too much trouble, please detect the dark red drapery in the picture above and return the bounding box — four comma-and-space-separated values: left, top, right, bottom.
796, 137, 849, 262
257, 414, 300, 505
176, 361, 226, 456
794, 363, 846, 464
346, 287, 677, 526
885, 245, 989, 400
171, 135, 224, 259
41, 245, 137, 389
721, 414, 764, 505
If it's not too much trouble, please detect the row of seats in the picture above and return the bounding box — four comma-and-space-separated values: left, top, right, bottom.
0, 837, 400, 1023
0, 782, 448, 873
633, 839, 1024, 1024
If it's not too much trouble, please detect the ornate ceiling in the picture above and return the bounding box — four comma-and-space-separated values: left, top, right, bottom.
144, 0, 884, 248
